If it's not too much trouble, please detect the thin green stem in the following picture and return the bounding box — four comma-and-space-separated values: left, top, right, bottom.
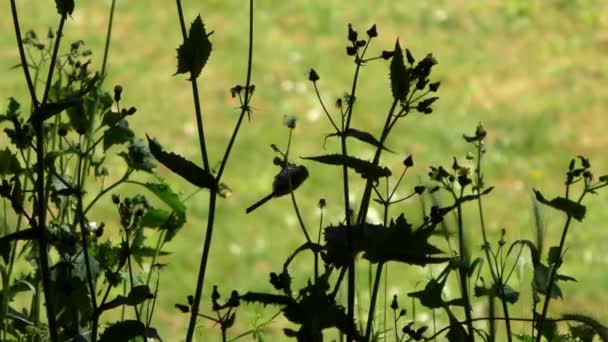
364, 262, 384, 341
101, 0, 117, 77
455, 200, 474, 341
9, 0, 38, 106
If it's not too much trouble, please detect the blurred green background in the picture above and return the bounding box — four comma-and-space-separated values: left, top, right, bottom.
2, 0, 608, 340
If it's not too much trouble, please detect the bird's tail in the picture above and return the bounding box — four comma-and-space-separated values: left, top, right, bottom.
246, 193, 274, 214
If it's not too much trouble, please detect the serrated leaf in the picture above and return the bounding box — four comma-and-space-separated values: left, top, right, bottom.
302, 154, 391, 180
103, 119, 134, 150
55, 0, 74, 16
175, 15, 212, 79
326, 128, 394, 153
146, 135, 216, 190
0, 148, 21, 175
127, 285, 154, 305
533, 188, 586, 221
390, 39, 409, 101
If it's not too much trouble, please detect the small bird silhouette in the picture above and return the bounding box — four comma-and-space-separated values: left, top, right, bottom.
246, 164, 309, 214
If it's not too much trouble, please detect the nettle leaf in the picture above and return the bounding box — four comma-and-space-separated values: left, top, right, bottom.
103, 119, 134, 151
98, 285, 153, 314
0, 148, 21, 175
147, 135, 216, 190
533, 188, 586, 221
324, 223, 384, 267
175, 15, 213, 79
389, 39, 409, 101
363, 214, 448, 266
302, 154, 391, 180
326, 128, 393, 153
55, 0, 74, 16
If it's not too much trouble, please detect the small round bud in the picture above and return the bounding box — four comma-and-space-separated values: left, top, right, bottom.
318, 198, 326, 209
114, 85, 123, 102
308, 68, 320, 82
126, 106, 137, 115
111, 194, 120, 204
283, 115, 296, 129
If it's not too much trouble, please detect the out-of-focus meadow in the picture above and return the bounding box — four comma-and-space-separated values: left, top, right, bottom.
2, 0, 608, 340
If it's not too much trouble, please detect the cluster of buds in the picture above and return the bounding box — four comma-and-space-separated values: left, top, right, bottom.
345, 23, 377, 56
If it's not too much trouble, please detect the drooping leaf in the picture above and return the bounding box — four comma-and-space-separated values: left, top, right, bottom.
547, 245, 562, 267
496, 284, 520, 304
146, 135, 216, 190
389, 39, 409, 101
508, 239, 540, 266
55, 0, 74, 16
325, 128, 394, 153
0, 148, 21, 175
533, 188, 586, 221
103, 119, 134, 150
30, 96, 82, 123
175, 15, 213, 79
141, 207, 172, 228
302, 154, 391, 180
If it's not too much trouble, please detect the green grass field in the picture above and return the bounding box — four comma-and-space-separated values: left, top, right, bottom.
2, 0, 608, 340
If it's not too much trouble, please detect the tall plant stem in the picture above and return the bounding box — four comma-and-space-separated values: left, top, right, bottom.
364, 262, 384, 341
9, 0, 38, 106
183, 0, 255, 339
10, 1, 68, 338
456, 202, 474, 341
474, 142, 512, 341
535, 202, 579, 342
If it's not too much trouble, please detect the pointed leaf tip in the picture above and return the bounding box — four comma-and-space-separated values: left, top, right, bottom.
390, 39, 409, 101
175, 15, 213, 79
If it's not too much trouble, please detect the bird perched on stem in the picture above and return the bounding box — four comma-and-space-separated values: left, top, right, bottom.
246, 164, 309, 214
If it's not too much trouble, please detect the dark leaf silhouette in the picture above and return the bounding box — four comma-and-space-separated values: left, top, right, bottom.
146, 135, 216, 190
55, 0, 74, 16
99, 320, 161, 342
98, 285, 154, 314
389, 39, 409, 101
324, 215, 448, 267
0, 148, 22, 175
29, 96, 82, 123
103, 119, 134, 151
408, 278, 448, 309
302, 154, 391, 180
325, 128, 393, 153
175, 15, 212, 80
533, 188, 586, 221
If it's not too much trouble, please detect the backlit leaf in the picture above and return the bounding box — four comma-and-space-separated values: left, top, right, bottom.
175, 15, 212, 79
147, 135, 216, 190
389, 39, 409, 101
302, 154, 391, 180
533, 188, 586, 221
